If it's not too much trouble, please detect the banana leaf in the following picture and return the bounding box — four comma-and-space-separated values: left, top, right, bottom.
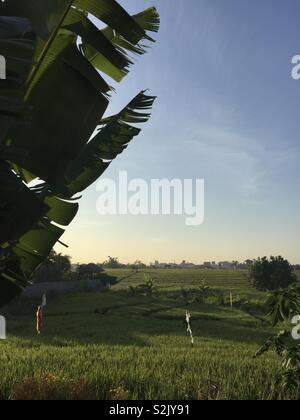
0, 1, 160, 306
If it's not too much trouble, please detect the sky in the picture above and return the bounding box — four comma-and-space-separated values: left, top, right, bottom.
56, 0, 300, 264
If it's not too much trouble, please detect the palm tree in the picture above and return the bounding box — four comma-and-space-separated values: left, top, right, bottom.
0, 0, 160, 306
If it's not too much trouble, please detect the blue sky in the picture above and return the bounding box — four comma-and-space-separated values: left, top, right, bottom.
56, 0, 300, 264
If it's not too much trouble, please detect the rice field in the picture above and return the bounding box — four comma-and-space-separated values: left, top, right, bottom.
0, 269, 299, 400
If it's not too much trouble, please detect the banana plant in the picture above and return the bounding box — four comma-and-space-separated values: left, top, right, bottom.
0, 0, 160, 306
255, 285, 300, 393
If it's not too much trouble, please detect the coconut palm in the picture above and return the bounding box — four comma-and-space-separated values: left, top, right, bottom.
0, 0, 160, 306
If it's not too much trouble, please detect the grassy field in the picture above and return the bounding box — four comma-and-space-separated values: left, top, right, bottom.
0, 269, 299, 400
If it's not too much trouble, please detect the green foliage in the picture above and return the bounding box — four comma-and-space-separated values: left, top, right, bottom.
103, 257, 124, 269
249, 256, 297, 291
255, 284, 300, 392
0, 2, 160, 305
127, 275, 159, 298
180, 287, 192, 305
76, 263, 103, 278
142, 274, 158, 297
266, 284, 300, 326
32, 250, 71, 283
2, 269, 300, 400
216, 293, 225, 306
127, 285, 138, 297
178, 281, 211, 305
255, 329, 300, 392
196, 280, 210, 303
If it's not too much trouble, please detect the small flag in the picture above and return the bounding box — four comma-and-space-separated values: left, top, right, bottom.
186, 310, 194, 346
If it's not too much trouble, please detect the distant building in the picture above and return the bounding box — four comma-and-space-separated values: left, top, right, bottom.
152, 260, 169, 268
179, 260, 196, 268
218, 261, 233, 269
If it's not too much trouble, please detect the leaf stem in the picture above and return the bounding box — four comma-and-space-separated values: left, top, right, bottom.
24, 0, 74, 101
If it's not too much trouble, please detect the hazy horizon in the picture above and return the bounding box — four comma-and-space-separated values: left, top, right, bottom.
69, 257, 300, 266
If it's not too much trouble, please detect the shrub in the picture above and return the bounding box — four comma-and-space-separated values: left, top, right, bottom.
249, 256, 296, 291
180, 287, 192, 305
197, 280, 210, 303
141, 274, 158, 297
214, 291, 225, 306
127, 286, 138, 297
